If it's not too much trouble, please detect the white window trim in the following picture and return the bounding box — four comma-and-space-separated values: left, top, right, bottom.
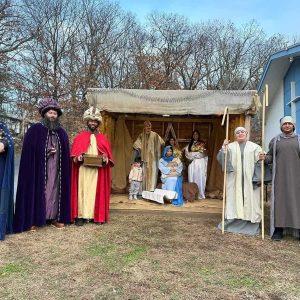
286, 81, 300, 122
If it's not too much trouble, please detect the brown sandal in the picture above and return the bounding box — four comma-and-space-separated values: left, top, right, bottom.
30, 226, 37, 232
51, 222, 65, 229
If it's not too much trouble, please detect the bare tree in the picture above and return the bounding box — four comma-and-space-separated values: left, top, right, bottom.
206, 20, 287, 90
176, 23, 218, 90
71, 0, 139, 97
0, 0, 33, 55
4, 1, 292, 137
146, 12, 192, 89
118, 23, 149, 89
17, 0, 83, 100
0, 0, 34, 110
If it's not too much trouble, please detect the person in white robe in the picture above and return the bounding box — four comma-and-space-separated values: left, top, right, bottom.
184, 130, 208, 199
217, 127, 264, 235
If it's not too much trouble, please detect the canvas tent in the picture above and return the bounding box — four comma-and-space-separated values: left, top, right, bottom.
87, 88, 259, 195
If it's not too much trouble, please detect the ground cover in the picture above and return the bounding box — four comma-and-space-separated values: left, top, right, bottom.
0, 210, 299, 300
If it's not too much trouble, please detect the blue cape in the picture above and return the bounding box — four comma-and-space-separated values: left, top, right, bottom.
0, 122, 14, 240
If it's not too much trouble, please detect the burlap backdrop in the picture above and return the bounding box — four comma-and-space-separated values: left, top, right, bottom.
111, 115, 133, 193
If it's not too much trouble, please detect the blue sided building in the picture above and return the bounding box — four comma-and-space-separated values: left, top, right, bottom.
258, 43, 300, 145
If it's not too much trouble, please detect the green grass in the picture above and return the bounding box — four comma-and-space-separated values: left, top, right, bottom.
196, 266, 265, 289
197, 267, 216, 277
86, 241, 147, 269
151, 259, 161, 270
196, 266, 218, 285
0, 262, 27, 277
122, 246, 146, 265
86, 243, 116, 257
224, 274, 261, 288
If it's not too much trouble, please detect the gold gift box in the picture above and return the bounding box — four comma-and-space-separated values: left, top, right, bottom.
83, 154, 103, 167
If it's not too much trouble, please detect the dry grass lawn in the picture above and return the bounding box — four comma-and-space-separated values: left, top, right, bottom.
0, 208, 299, 300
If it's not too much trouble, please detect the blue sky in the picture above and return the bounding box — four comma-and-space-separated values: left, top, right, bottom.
118, 0, 299, 37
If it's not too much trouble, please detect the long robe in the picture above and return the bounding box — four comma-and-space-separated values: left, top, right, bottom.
0, 122, 14, 240
265, 134, 300, 237
217, 141, 261, 224
14, 123, 70, 233
77, 134, 99, 219
159, 157, 184, 206
45, 131, 60, 219
70, 131, 113, 223
184, 146, 208, 199
133, 131, 164, 191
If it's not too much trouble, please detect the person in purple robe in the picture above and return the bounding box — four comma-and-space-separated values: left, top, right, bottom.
14, 97, 71, 232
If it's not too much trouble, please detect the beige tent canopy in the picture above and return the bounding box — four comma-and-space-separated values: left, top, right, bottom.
86, 88, 259, 194
87, 88, 259, 115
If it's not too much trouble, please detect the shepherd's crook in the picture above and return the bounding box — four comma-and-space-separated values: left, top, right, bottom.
261, 85, 268, 240
221, 107, 229, 234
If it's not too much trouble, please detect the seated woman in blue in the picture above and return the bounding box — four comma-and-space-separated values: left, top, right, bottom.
159, 145, 184, 206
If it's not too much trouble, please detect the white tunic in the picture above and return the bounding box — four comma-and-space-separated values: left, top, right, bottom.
184, 146, 208, 199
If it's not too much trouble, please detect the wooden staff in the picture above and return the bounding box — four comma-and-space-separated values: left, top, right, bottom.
260, 85, 268, 240
221, 107, 229, 234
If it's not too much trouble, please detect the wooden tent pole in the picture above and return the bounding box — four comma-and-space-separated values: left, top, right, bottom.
261, 85, 268, 240
221, 107, 229, 234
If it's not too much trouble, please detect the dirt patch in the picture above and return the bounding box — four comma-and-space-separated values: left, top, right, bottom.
0, 209, 299, 300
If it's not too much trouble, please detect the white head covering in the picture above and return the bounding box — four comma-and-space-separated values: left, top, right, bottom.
280, 116, 295, 127
83, 106, 102, 123
234, 127, 248, 134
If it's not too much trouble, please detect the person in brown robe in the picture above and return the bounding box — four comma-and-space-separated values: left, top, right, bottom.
133, 121, 164, 192
262, 116, 300, 241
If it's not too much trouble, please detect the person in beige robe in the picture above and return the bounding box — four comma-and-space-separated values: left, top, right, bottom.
217, 127, 264, 235
133, 120, 164, 192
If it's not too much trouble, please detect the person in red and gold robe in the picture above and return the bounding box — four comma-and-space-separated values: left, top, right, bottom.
70, 107, 113, 226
